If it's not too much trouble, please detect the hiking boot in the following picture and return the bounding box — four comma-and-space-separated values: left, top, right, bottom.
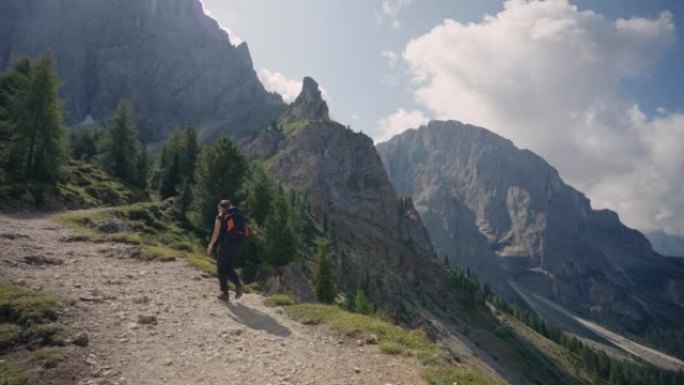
216, 291, 229, 301
235, 284, 244, 300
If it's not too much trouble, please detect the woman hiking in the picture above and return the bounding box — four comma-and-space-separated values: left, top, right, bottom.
206, 199, 247, 301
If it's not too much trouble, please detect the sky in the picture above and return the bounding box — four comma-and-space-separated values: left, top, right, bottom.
200, 0, 684, 238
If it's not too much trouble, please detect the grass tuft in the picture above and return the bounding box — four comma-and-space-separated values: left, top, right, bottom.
0, 324, 20, 351
0, 362, 27, 385
33, 347, 67, 369
285, 304, 447, 365
284, 303, 498, 384
0, 284, 58, 325
186, 252, 216, 276
263, 295, 295, 307
422, 366, 505, 385
137, 246, 182, 262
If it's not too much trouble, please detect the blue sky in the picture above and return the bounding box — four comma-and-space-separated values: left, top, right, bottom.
201, 0, 684, 237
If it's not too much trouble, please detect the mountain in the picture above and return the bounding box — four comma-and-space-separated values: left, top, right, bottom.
243, 80, 441, 316
648, 231, 684, 258
284, 76, 329, 122
0, 0, 284, 143
377, 120, 684, 336
242, 83, 589, 385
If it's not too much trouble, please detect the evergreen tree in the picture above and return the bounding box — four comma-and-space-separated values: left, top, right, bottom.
182, 127, 199, 184
193, 138, 249, 229
354, 288, 374, 315
179, 180, 193, 215
3, 55, 66, 182
314, 241, 337, 304
69, 128, 98, 160
158, 128, 198, 198
264, 191, 298, 267
247, 166, 274, 226
135, 143, 148, 188
160, 150, 181, 199
101, 101, 143, 185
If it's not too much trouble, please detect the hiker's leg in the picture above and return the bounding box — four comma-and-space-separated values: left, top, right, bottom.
216, 245, 229, 293
225, 242, 241, 288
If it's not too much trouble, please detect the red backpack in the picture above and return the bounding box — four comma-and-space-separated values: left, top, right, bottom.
220, 207, 249, 240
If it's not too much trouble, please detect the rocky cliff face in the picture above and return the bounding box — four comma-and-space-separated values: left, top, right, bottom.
0, 0, 285, 143
284, 77, 329, 122
377, 120, 684, 334
242, 80, 453, 320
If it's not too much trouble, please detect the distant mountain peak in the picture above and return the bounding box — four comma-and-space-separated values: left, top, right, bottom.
286, 76, 329, 122
377, 119, 684, 334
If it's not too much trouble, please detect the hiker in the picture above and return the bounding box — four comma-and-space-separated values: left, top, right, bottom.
206, 199, 247, 301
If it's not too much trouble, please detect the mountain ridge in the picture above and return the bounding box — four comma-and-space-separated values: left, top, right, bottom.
377, 120, 684, 337
0, 0, 285, 143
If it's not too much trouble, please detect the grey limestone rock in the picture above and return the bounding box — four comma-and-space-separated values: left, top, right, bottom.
377, 120, 684, 334
285, 77, 329, 122
0, 0, 285, 144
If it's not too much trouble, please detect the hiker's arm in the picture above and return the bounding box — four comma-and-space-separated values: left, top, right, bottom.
206, 218, 221, 255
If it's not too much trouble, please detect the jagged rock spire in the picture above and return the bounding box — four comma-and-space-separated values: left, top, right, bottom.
286, 77, 329, 122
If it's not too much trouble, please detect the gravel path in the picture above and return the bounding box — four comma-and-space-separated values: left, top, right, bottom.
0, 213, 426, 385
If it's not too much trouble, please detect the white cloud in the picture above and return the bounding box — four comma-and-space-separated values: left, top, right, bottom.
380, 0, 412, 29
257, 69, 303, 103
376, 108, 429, 143
225, 28, 243, 46
401, 0, 683, 235
257, 69, 334, 118
382, 50, 399, 68
381, 50, 401, 86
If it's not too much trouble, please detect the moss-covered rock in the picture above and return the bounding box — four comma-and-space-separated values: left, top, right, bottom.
0, 284, 58, 326
0, 284, 66, 354
0, 160, 145, 212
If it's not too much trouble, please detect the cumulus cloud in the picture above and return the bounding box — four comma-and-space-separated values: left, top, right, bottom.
376, 108, 429, 143
257, 69, 302, 103
400, 0, 683, 235
380, 0, 412, 29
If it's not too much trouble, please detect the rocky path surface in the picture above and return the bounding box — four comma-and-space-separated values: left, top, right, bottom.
0, 213, 426, 385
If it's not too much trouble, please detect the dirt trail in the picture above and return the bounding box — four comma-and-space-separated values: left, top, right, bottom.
0, 213, 426, 385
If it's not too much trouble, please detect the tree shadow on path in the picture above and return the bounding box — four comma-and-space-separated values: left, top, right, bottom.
222, 301, 292, 338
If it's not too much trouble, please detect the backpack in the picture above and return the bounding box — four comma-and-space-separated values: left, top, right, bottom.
220, 207, 249, 241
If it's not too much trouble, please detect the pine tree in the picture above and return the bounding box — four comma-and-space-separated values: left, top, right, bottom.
69, 128, 98, 160
247, 166, 274, 226
101, 101, 143, 185
3, 55, 66, 182
160, 150, 181, 199
158, 128, 198, 198
264, 192, 298, 267
182, 127, 199, 184
354, 288, 374, 315
131, 142, 148, 188
314, 242, 336, 304
193, 138, 249, 229
179, 181, 193, 215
